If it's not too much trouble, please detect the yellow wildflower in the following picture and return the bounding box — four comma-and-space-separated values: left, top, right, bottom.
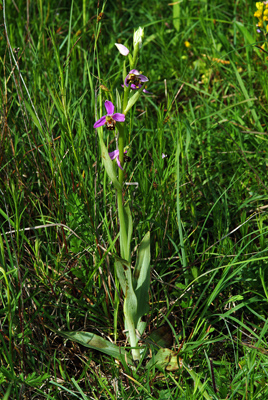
256, 2, 264, 11
254, 10, 262, 18
254, 2, 268, 29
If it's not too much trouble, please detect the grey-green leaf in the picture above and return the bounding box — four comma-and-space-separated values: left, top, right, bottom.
55, 330, 133, 365
124, 283, 141, 361
133, 231, 151, 324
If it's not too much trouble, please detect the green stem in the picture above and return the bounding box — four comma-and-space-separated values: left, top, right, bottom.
123, 86, 130, 114
117, 70, 132, 262
131, 44, 139, 70
117, 123, 128, 261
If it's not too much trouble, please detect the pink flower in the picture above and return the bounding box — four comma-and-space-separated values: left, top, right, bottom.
124, 69, 151, 93
109, 149, 127, 170
94, 100, 125, 130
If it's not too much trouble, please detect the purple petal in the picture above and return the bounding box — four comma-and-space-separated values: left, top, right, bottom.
162, 153, 167, 159
116, 151, 127, 170
129, 69, 139, 74
116, 157, 124, 170
105, 100, 114, 115
109, 149, 128, 170
139, 74, 148, 82
115, 43, 129, 56
130, 83, 143, 90
143, 88, 152, 94
109, 150, 119, 160
112, 113, 125, 122
93, 115, 106, 128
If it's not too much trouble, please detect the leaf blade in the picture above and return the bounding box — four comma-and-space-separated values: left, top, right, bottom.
52, 329, 133, 365
133, 232, 151, 334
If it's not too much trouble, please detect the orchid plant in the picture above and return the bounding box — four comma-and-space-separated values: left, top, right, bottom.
94, 28, 151, 364
53, 27, 176, 370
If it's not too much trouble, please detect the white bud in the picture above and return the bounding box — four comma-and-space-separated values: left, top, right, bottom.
133, 27, 144, 49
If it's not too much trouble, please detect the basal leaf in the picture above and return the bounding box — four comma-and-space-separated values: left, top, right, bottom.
51, 329, 133, 365
124, 283, 140, 361
133, 231, 150, 315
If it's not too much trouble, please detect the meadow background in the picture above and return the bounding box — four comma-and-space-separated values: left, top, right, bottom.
1, 0, 268, 398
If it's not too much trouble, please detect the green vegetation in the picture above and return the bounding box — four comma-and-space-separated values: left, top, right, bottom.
1, 0, 268, 398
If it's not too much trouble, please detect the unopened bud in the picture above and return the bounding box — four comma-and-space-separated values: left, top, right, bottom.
133, 27, 144, 49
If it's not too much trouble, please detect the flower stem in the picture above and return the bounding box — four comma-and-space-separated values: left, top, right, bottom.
131, 45, 139, 70
117, 123, 129, 261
